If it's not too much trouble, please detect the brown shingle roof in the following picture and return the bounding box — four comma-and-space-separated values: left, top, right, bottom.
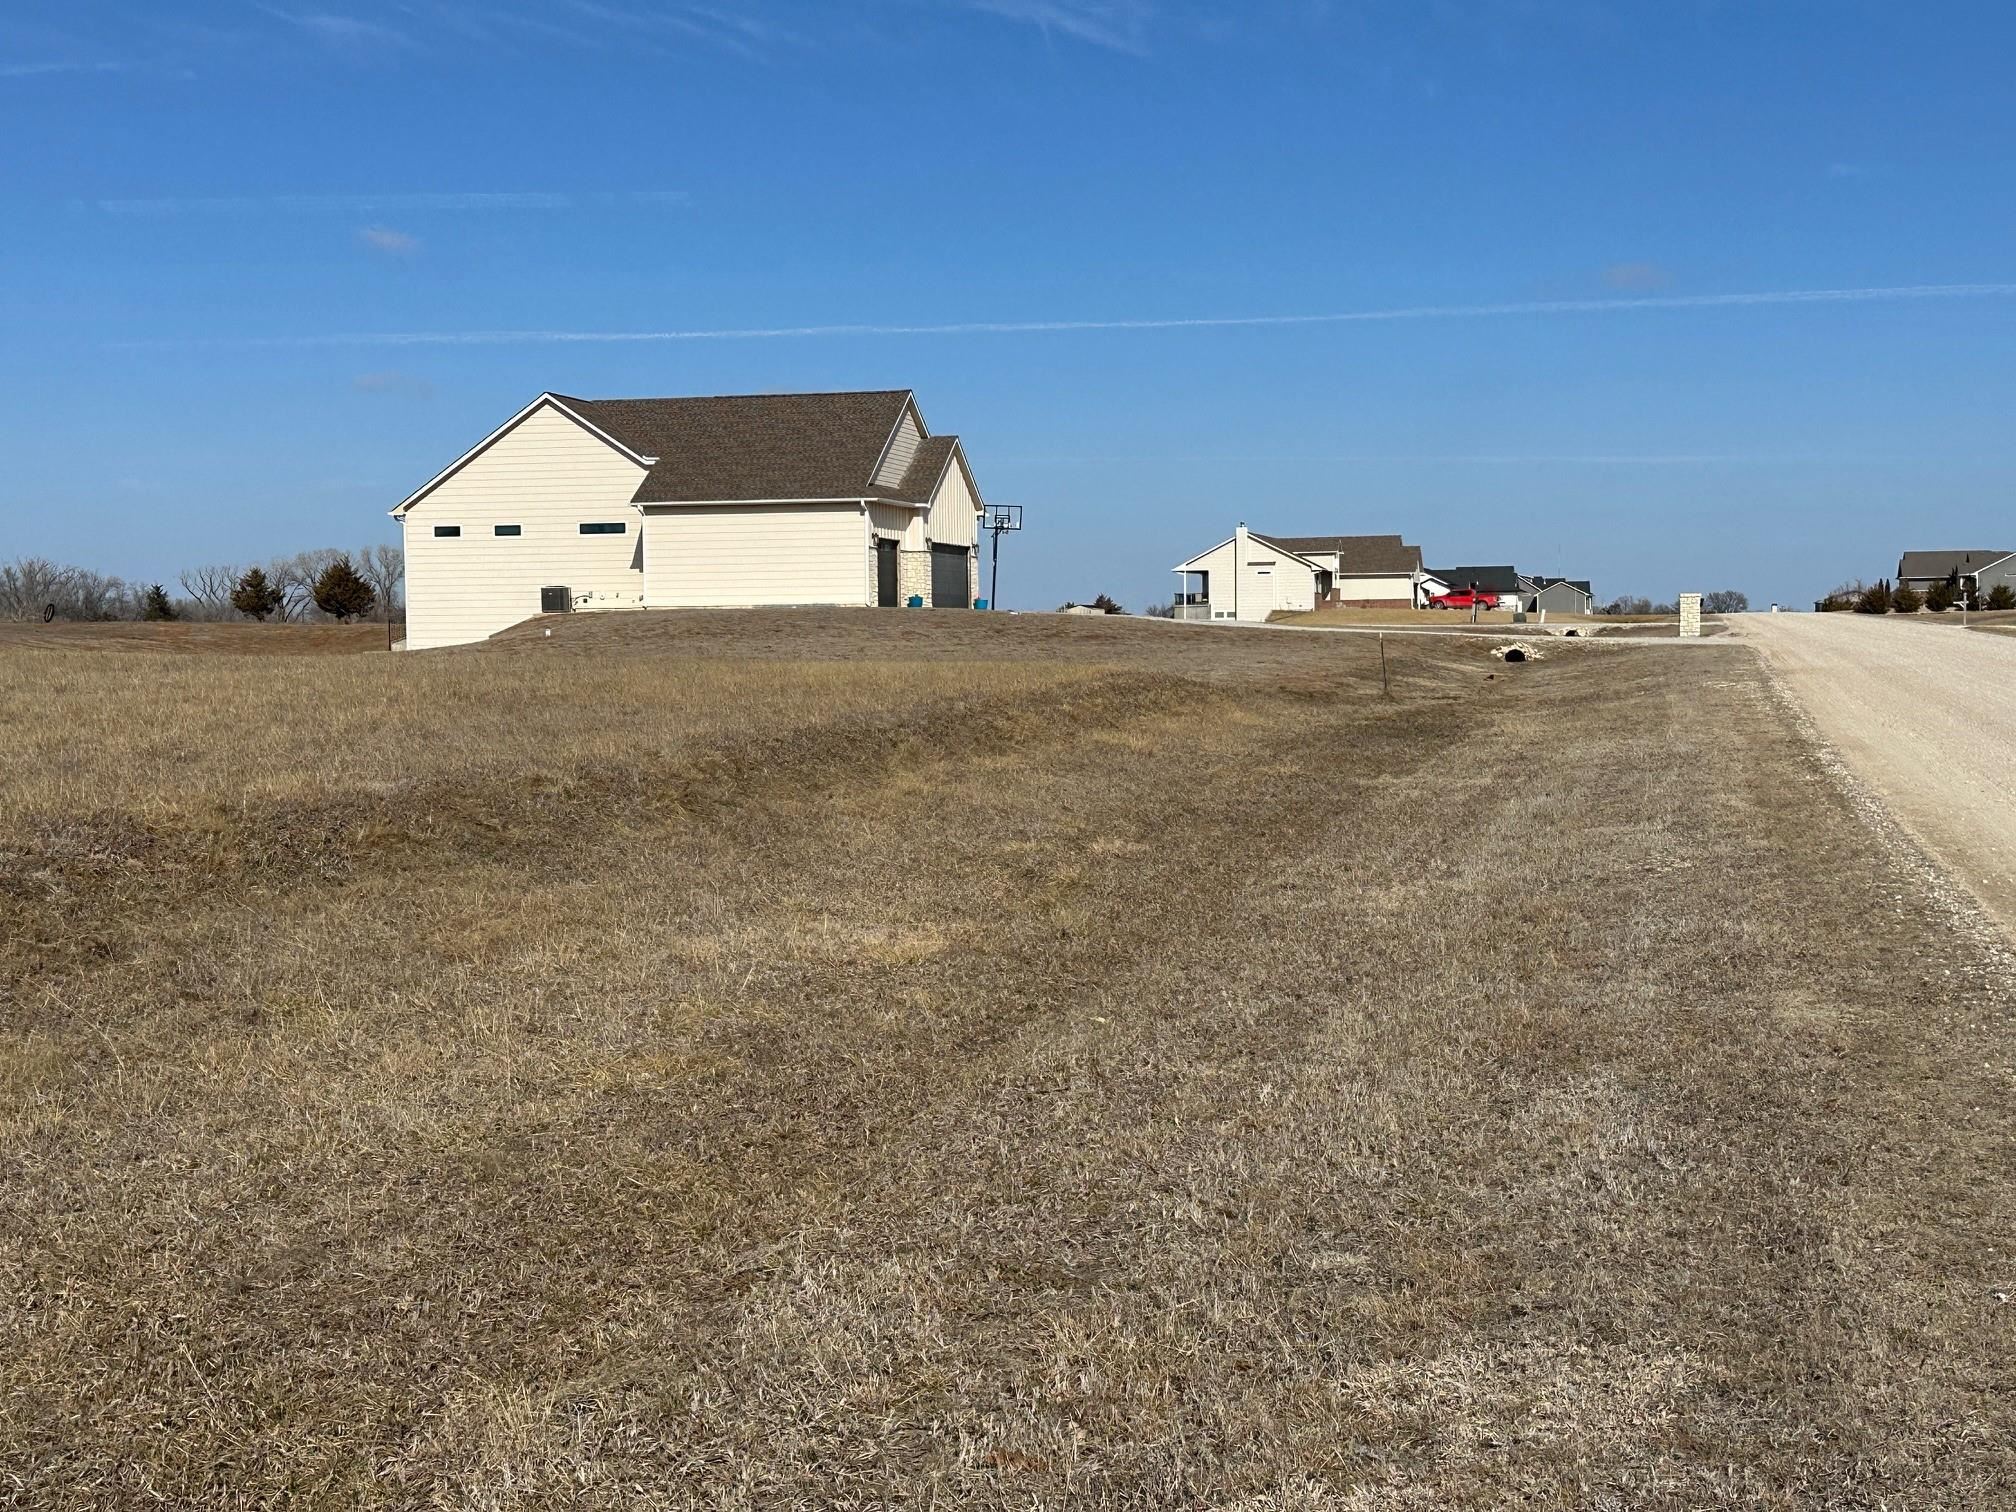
1268, 534, 1422, 574
885, 435, 959, 504
554, 389, 916, 504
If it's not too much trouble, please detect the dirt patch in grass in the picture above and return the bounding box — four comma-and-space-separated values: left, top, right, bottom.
4, 614, 2013, 1505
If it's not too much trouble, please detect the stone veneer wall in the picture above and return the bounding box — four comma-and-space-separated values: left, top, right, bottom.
898, 550, 931, 607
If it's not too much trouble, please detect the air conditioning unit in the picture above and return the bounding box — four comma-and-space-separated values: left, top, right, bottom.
540, 585, 572, 614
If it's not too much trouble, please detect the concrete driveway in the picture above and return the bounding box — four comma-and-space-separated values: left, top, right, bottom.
1734, 612, 2016, 938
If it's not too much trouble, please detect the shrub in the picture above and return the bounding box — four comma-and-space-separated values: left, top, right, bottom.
1856, 580, 1892, 614
1924, 578, 1954, 612
312, 557, 376, 623
1891, 581, 1922, 614
141, 584, 177, 621
231, 566, 284, 622
1987, 583, 2016, 611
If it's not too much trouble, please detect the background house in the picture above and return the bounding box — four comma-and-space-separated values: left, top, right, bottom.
1524, 576, 1595, 615
1896, 550, 2015, 602
1428, 564, 1523, 602
392, 390, 984, 649
1270, 535, 1427, 607
1170, 525, 1324, 622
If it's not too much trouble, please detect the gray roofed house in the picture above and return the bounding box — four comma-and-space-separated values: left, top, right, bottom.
1524, 576, 1595, 615
1429, 564, 1523, 595
390, 388, 989, 649
1896, 549, 2015, 594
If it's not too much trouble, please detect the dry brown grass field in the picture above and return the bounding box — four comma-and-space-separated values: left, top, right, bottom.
4, 609, 2013, 1507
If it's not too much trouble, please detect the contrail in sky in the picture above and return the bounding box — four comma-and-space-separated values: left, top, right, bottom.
122, 281, 2016, 348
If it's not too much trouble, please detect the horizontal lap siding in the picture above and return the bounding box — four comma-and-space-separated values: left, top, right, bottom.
1334, 574, 1415, 605
1174, 538, 1316, 620
1239, 551, 1316, 619
643, 504, 868, 608
401, 406, 649, 650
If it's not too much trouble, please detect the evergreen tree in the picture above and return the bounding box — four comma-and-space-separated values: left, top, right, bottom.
1924, 576, 1955, 612
1891, 580, 1923, 614
312, 556, 376, 623
231, 565, 283, 622
1987, 583, 2016, 611
141, 584, 177, 621
1856, 579, 1892, 614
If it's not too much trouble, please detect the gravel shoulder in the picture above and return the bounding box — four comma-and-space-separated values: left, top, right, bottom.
1734, 612, 2016, 938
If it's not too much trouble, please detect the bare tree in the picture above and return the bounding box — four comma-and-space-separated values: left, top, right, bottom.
0, 558, 70, 620
1703, 589, 1749, 614
357, 544, 404, 622
177, 563, 241, 622
270, 549, 347, 621
0, 558, 140, 621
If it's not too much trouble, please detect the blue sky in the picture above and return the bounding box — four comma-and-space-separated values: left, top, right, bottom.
4, 1, 2014, 611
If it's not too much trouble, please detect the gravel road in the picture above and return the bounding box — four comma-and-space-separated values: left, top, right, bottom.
1737, 612, 2016, 937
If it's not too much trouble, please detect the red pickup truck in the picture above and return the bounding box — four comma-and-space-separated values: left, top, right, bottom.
1428, 588, 1500, 610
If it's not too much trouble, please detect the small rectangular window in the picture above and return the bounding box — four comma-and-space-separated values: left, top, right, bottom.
433, 525, 461, 538
494, 524, 522, 537
579, 522, 627, 535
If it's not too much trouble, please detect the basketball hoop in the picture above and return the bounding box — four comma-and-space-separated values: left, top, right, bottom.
985, 504, 1023, 609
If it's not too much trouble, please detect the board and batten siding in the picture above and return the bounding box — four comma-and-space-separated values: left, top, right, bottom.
868, 501, 917, 540
401, 405, 648, 650
872, 408, 924, 489
642, 503, 869, 608
925, 455, 980, 549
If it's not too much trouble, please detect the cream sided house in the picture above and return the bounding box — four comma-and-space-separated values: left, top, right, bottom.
392, 389, 986, 650
1171, 526, 1429, 621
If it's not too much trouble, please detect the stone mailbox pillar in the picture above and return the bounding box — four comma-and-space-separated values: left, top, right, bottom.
1678, 592, 1703, 638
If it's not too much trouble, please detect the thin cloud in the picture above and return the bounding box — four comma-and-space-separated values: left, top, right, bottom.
1, 60, 131, 78
963, 0, 1156, 54
563, 0, 805, 56
359, 225, 419, 254
86, 190, 685, 214
997, 452, 1920, 467
128, 281, 2016, 349
258, 8, 415, 50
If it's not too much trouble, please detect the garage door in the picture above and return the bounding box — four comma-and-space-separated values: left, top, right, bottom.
931, 544, 970, 608
642, 504, 863, 607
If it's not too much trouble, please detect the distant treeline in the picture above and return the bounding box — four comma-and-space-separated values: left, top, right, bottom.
1602, 591, 1748, 615
0, 548, 403, 624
